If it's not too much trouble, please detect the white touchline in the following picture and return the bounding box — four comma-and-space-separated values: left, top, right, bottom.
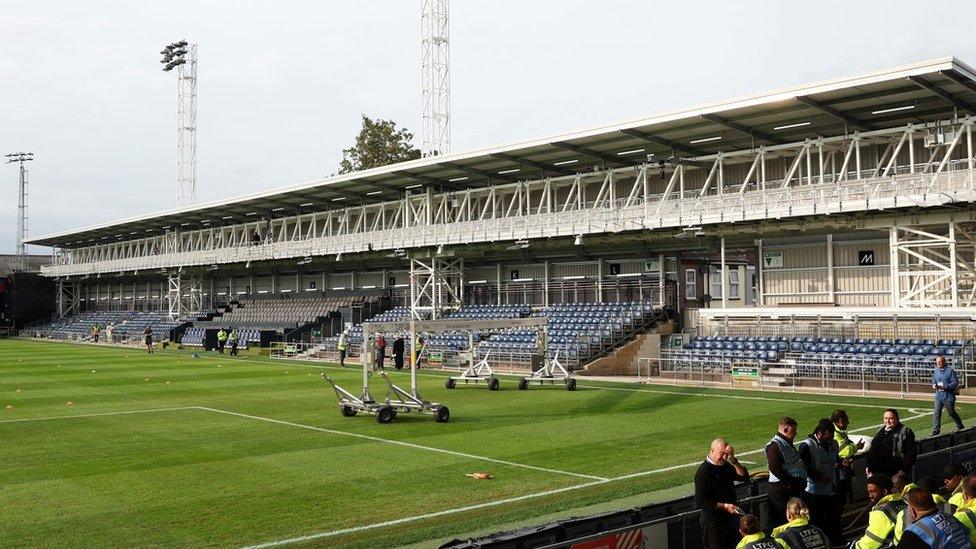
195, 406, 607, 481
239, 478, 608, 549
578, 383, 905, 409
241, 409, 940, 548
0, 406, 196, 424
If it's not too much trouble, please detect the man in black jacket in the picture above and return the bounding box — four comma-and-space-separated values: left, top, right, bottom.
867, 408, 917, 478
392, 337, 405, 370
695, 438, 749, 549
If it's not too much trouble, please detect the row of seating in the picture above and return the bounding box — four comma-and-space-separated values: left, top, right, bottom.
694, 335, 970, 347
181, 327, 260, 348
30, 310, 197, 341
318, 302, 663, 366
218, 296, 374, 326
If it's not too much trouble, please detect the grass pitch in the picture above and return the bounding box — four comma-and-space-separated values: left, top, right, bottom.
0, 339, 963, 548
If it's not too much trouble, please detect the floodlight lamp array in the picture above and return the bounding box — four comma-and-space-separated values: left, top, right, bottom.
160, 40, 190, 72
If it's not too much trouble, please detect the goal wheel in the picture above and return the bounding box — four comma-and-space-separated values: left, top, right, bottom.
434, 405, 451, 423
445, 378, 457, 389
565, 378, 577, 391
340, 405, 358, 417
376, 405, 396, 424
518, 378, 529, 390
488, 377, 500, 391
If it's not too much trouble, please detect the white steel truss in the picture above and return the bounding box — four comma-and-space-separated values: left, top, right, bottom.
166, 272, 202, 319
409, 256, 463, 320
421, 0, 450, 157
167, 273, 182, 320
56, 279, 80, 318
890, 222, 976, 308
43, 118, 976, 283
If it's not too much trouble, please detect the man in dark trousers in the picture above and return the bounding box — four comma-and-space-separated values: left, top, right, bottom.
392, 336, 405, 370
765, 417, 808, 526
695, 437, 749, 549
867, 408, 917, 478
798, 418, 841, 544
933, 354, 965, 436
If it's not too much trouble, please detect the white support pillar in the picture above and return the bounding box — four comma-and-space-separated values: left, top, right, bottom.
950, 223, 959, 307
756, 239, 764, 306
597, 258, 604, 304
658, 253, 665, 308
495, 263, 502, 305
543, 260, 550, 307
908, 124, 916, 174
720, 237, 728, 309
826, 234, 835, 305
889, 226, 900, 308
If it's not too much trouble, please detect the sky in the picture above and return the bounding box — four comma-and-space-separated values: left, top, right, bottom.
1, 0, 975, 253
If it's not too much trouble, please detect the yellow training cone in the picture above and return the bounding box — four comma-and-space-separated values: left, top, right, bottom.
66, 401, 74, 406
4, 405, 12, 409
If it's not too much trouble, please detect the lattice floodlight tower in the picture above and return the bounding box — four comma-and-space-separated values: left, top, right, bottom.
421, 0, 450, 157
5, 152, 33, 273
160, 40, 198, 208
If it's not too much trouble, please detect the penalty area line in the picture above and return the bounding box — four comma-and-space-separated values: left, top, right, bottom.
194, 406, 607, 481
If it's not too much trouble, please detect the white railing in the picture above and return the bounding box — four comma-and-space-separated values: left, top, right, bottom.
42, 166, 976, 277
644, 351, 976, 397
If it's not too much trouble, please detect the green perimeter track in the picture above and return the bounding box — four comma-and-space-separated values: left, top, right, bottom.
0, 340, 965, 548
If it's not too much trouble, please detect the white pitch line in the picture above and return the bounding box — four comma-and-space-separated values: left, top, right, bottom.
240, 477, 608, 549
243, 409, 938, 548
578, 383, 910, 409
0, 406, 196, 424
195, 406, 607, 481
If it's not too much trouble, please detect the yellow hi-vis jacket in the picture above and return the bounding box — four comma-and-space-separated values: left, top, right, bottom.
854, 493, 905, 549
835, 427, 859, 459
954, 497, 976, 545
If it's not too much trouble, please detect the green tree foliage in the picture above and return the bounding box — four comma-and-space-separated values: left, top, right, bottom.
338, 115, 422, 174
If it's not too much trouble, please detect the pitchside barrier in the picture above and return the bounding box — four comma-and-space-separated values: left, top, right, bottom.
440, 428, 976, 549
638, 353, 976, 398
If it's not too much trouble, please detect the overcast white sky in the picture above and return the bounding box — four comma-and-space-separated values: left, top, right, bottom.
2, 1, 975, 253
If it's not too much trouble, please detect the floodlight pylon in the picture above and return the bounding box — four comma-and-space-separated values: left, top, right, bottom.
161, 41, 198, 207
421, 0, 450, 157
5, 152, 33, 272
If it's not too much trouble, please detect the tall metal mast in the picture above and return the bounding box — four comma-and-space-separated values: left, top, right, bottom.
5, 152, 33, 272
160, 40, 198, 207
421, 0, 450, 157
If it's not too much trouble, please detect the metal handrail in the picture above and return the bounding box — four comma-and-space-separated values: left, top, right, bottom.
533, 494, 769, 549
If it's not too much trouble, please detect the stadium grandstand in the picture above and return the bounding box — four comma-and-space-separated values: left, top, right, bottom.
22, 56, 976, 391
10, 55, 976, 549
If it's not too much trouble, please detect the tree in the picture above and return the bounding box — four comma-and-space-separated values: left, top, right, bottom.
338, 115, 422, 174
